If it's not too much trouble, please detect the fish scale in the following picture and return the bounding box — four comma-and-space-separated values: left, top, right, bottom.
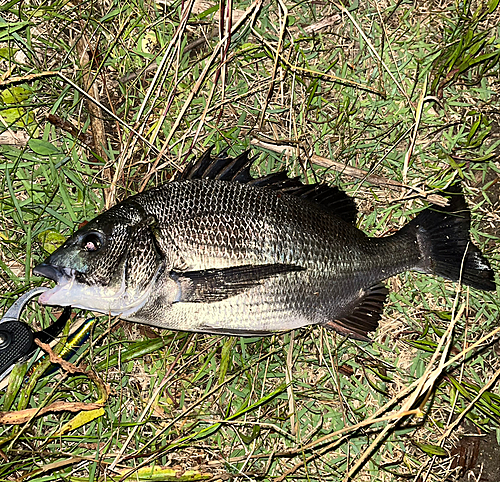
147, 180, 355, 270
33, 149, 495, 341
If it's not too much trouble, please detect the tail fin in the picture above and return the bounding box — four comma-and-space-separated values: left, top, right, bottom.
404, 184, 495, 291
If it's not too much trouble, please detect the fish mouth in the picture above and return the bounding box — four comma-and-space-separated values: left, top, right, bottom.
32, 260, 162, 317
33, 263, 76, 283
33, 263, 78, 306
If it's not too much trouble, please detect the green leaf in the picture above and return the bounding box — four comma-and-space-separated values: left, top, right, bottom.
0, 47, 17, 59
38, 229, 67, 254
0, 0, 25, 12
488, 0, 500, 13
1, 86, 31, 104
228, 383, 287, 420
217, 338, 235, 384
115, 466, 213, 481
54, 408, 105, 436
94, 337, 167, 371
239, 424, 261, 444
28, 139, 60, 156
413, 441, 448, 457
431, 310, 452, 321
2, 362, 28, 411
1, 107, 26, 126
0, 20, 30, 41
195, 3, 219, 19
406, 339, 438, 353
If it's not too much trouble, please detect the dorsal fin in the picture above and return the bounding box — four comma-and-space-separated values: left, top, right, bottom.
209, 150, 255, 182
174, 147, 358, 224
173, 146, 215, 180
283, 184, 358, 225
173, 148, 254, 182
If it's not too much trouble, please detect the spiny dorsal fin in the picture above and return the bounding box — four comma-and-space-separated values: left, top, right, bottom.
173, 148, 254, 182
322, 284, 389, 341
175, 147, 358, 224
284, 184, 358, 225
172, 146, 215, 180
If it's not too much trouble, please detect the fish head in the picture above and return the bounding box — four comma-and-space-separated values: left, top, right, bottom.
33, 201, 164, 316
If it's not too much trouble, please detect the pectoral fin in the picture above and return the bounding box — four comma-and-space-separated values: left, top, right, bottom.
170, 263, 305, 303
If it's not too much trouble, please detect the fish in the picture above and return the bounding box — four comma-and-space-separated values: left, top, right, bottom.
33, 148, 496, 340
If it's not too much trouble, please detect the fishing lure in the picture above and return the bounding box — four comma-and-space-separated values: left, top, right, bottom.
25, 316, 97, 380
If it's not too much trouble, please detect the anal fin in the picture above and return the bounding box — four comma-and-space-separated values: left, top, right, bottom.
323, 284, 388, 341
195, 326, 274, 337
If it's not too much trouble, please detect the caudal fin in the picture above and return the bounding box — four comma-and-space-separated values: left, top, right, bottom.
406, 184, 495, 291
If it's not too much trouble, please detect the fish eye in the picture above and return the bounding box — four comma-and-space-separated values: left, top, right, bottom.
80, 232, 104, 252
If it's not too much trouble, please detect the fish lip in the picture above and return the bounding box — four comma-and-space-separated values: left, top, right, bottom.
33, 263, 76, 283
33, 264, 78, 306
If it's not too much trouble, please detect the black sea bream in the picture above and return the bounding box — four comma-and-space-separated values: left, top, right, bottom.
33, 149, 496, 340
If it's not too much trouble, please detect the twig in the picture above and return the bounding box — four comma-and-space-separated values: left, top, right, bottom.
109, 334, 193, 471
258, 0, 288, 128
35, 339, 111, 402
113, 0, 200, 194
46, 113, 93, 145
250, 139, 449, 206
278, 324, 500, 462
334, 1, 409, 102
274, 51, 385, 97
112, 30, 220, 87
285, 332, 297, 436
117, 345, 283, 481
0, 70, 58, 87
58, 72, 157, 153
75, 33, 110, 205
303, 15, 341, 33
0, 112, 29, 147
0, 130, 29, 146
274, 435, 351, 482
345, 279, 474, 479
402, 77, 428, 182
439, 365, 500, 444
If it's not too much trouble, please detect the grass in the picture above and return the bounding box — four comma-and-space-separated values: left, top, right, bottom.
1, 0, 500, 480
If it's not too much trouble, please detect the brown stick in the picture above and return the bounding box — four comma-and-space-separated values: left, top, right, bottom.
75, 33, 111, 206
0, 71, 58, 87
250, 139, 449, 206
35, 339, 111, 400
46, 113, 93, 146
0, 131, 29, 146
